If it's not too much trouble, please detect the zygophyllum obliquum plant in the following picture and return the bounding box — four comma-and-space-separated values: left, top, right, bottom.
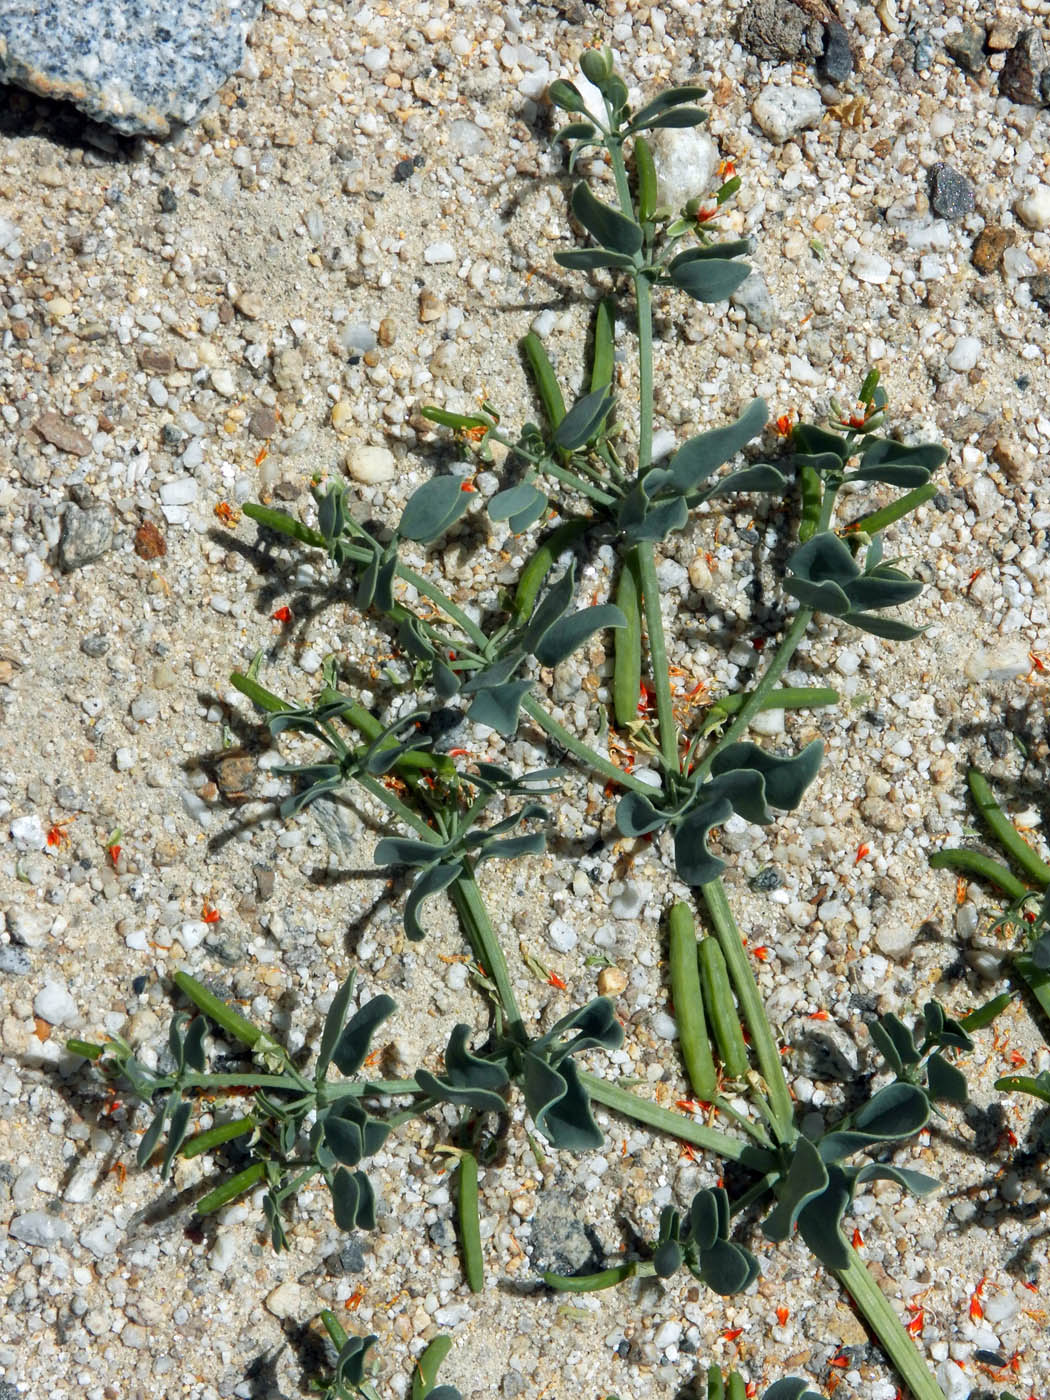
69, 46, 1005, 1400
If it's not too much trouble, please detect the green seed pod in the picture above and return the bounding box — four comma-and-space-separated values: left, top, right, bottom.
668, 903, 718, 1101
634, 136, 658, 222
698, 937, 750, 1079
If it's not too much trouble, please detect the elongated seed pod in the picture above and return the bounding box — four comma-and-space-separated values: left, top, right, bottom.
511, 518, 590, 627
634, 135, 658, 222
797, 463, 823, 543
668, 903, 718, 1101
698, 937, 750, 1079
521, 331, 567, 430
613, 549, 643, 730
590, 298, 615, 395
457, 1152, 484, 1293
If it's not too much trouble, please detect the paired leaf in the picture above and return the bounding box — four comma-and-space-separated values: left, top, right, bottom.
415, 1024, 510, 1114
667, 398, 768, 493
570, 182, 643, 257
399, 477, 472, 542
668, 257, 751, 303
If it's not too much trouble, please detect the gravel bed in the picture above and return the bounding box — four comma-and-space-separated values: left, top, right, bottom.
2, 1, 1050, 1398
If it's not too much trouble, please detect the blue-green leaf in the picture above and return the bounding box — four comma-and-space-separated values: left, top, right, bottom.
818, 1082, 929, 1161
668, 398, 767, 492
669, 240, 752, 266
488, 483, 547, 521
317, 971, 356, 1080
374, 836, 447, 867
668, 257, 751, 303
533, 603, 627, 666
926, 1052, 968, 1103
616, 790, 669, 837
333, 993, 397, 1076
858, 437, 948, 473
399, 477, 471, 542
415, 1023, 510, 1114
762, 1135, 829, 1243
553, 385, 616, 451
403, 861, 463, 941
792, 423, 849, 459
674, 794, 736, 886
706, 463, 787, 498
711, 739, 824, 813
570, 182, 644, 256
467, 681, 533, 735
846, 463, 932, 487
622, 494, 690, 542
554, 249, 638, 271
632, 106, 708, 131
522, 1052, 604, 1150
626, 84, 707, 131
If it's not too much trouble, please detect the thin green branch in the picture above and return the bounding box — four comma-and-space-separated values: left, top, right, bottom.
635, 540, 680, 771
578, 1071, 774, 1170
449, 863, 524, 1042
834, 1241, 947, 1400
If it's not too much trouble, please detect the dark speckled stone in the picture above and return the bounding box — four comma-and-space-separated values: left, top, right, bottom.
0, 0, 262, 137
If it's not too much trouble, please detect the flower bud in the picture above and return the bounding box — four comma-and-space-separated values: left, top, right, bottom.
580, 46, 613, 87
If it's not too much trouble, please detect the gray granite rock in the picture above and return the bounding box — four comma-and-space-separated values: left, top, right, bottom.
58, 504, 113, 572
0, 0, 262, 137
929, 163, 976, 221
999, 27, 1047, 106
730, 269, 778, 331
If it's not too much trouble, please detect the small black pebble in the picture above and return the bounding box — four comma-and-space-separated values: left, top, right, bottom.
750, 866, 783, 892
132, 975, 148, 995
820, 20, 853, 83
974, 1350, 1007, 1368
932, 491, 951, 511
1017, 375, 1031, 390
393, 158, 415, 182
160, 423, 185, 448
158, 185, 178, 213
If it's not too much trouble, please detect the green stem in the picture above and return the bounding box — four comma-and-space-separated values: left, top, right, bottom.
520, 695, 652, 796
693, 608, 813, 781
449, 864, 524, 1042
695, 486, 837, 775
543, 1260, 652, 1292
635, 275, 654, 475
698, 880, 794, 1139
833, 1241, 947, 1400
635, 541, 679, 772
487, 431, 617, 507
969, 768, 1050, 887
354, 772, 443, 843
577, 1071, 774, 1170
393, 562, 489, 651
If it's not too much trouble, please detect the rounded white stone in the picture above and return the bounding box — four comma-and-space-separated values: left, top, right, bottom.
345, 444, 397, 484
751, 85, 823, 143
34, 981, 77, 1025
1015, 184, 1050, 231
947, 335, 980, 372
